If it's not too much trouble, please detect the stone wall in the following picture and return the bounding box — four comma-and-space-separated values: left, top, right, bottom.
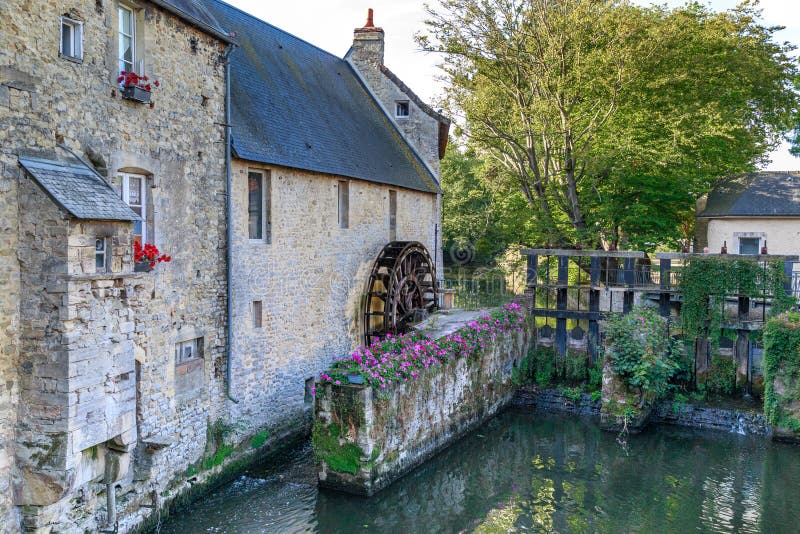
228, 159, 440, 439
0, 1, 228, 531
513, 386, 768, 436
314, 322, 532, 496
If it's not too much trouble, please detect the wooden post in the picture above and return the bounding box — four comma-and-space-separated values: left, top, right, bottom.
623, 258, 635, 313
659, 258, 671, 318
589, 256, 601, 362
556, 255, 568, 356
525, 253, 538, 312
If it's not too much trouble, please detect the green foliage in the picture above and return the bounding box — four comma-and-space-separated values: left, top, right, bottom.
565, 351, 589, 383
560, 386, 583, 403
312, 422, 366, 475
588, 359, 603, 392
202, 444, 233, 470
763, 312, 800, 430
250, 429, 269, 450
703, 356, 736, 397
605, 307, 681, 398
590, 390, 602, 403
679, 256, 792, 347
420, 0, 797, 249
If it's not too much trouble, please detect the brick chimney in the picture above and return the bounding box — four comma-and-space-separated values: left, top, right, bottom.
350, 8, 384, 67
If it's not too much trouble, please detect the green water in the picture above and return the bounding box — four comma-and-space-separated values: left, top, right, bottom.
158, 411, 800, 533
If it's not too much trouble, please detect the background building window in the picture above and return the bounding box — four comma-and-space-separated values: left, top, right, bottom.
60, 17, 83, 60
739, 237, 760, 255
395, 101, 409, 118
248, 170, 271, 242
175, 337, 203, 366
118, 172, 148, 244
95, 237, 108, 272
118, 5, 135, 74
338, 181, 349, 229
253, 300, 263, 328
389, 190, 397, 241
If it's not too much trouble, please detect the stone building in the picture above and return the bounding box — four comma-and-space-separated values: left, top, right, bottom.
0, 1, 446, 532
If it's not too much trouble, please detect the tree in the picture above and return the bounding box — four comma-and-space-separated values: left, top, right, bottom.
419, 0, 797, 250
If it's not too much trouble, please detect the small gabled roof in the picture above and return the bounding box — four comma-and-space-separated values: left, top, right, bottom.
203, 0, 440, 194
698, 171, 800, 218
19, 156, 139, 221
153, 0, 234, 44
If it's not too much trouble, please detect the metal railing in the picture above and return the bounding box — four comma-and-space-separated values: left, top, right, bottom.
439, 277, 517, 311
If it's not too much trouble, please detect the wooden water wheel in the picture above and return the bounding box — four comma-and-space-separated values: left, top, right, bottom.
363, 241, 438, 346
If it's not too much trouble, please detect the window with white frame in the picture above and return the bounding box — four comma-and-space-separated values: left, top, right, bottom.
175, 337, 203, 366
395, 101, 410, 118
739, 237, 761, 255
118, 5, 136, 74
248, 170, 271, 242
60, 17, 83, 60
95, 237, 108, 273
118, 172, 148, 244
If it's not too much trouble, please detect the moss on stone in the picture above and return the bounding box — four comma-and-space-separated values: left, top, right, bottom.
250, 429, 269, 449
312, 421, 366, 475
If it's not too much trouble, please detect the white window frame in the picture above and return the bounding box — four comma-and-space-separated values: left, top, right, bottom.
734, 232, 766, 255
118, 4, 136, 74
395, 101, 410, 118
248, 169, 271, 243
95, 237, 108, 273
175, 337, 203, 366
119, 172, 147, 243
60, 17, 83, 61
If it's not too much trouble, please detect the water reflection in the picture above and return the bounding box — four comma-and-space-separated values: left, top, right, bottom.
159, 411, 800, 533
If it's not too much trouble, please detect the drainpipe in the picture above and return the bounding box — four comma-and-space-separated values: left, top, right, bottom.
224, 42, 239, 404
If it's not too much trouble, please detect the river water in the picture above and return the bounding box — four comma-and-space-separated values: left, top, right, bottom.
158, 410, 800, 533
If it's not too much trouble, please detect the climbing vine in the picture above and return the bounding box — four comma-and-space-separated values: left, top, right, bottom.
678, 256, 791, 347
763, 307, 800, 431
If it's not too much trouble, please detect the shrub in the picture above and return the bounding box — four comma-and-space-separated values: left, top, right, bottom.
763, 308, 800, 430
604, 306, 681, 399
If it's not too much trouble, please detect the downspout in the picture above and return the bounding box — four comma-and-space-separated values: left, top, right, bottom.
224, 42, 239, 403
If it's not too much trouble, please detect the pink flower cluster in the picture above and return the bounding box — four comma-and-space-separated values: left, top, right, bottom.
775, 305, 800, 323
317, 302, 525, 393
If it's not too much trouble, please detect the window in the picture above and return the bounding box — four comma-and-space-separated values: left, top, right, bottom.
60, 17, 83, 60
253, 301, 263, 328
389, 190, 397, 241
118, 173, 148, 244
338, 181, 349, 229
248, 170, 271, 242
95, 237, 108, 273
304, 377, 315, 404
739, 237, 760, 255
118, 5, 135, 74
395, 101, 409, 118
175, 337, 203, 366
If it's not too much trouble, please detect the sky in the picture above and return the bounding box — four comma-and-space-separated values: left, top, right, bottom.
225, 0, 800, 170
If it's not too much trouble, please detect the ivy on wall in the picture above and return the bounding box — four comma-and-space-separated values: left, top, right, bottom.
763, 309, 800, 431
678, 256, 791, 347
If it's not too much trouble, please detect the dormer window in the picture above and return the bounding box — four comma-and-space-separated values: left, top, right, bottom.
60, 16, 83, 61
395, 101, 409, 118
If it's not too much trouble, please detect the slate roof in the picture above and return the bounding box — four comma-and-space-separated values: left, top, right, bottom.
698, 171, 800, 218
153, 0, 234, 43
203, 0, 441, 194
19, 156, 140, 221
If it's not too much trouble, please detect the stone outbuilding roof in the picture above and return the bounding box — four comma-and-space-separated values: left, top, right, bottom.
18, 156, 139, 221
203, 0, 441, 194
698, 171, 800, 218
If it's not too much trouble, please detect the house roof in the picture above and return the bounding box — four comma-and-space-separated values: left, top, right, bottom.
19, 156, 140, 221
203, 0, 441, 194
153, 0, 234, 43
698, 172, 800, 218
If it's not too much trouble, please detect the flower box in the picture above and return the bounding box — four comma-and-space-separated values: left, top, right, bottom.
121, 85, 151, 104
